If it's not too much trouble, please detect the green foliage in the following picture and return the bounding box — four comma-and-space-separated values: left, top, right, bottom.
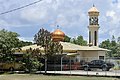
113, 60, 120, 70
99, 39, 111, 49
17, 41, 33, 47
34, 28, 63, 58
23, 48, 42, 72
99, 35, 120, 57
117, 37, 120, 43
34, 28, 51, 47
70, 38, 77, 44
64, 35, 71, 42
63, 35, 87, 46
34, 28, 63, 73
47, 42, 63, 59
76, 35, 87, 46
111, 35, 116, 46
0, 29, 19, 61
71, 35, 87, 46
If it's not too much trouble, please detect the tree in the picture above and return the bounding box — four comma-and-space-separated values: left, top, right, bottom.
110, 35, 117, 57
70, 35, 87, 46
99, 39, 111, 49
0, 29, 19, 61
76, 35, 87, 46
117, 37, 120, 57
70, 38, 77, 44
23, 48, 43, 73
64, 35, 71, 42
116, 44, 120, 57
17, 41, 33, 48
111, 35, 116, 47
99, 39, 115, 57
34, 28, 63, 73
117, 37, 120, 44
99, 36, 120, 57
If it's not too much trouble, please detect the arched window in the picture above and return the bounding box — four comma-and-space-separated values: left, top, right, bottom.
94, 31, 97, 46
89, 31, 91, 43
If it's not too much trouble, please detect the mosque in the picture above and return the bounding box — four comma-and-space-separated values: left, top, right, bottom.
16, 5, 109, 63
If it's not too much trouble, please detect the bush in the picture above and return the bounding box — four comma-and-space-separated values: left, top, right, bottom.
113, 60, 120, 70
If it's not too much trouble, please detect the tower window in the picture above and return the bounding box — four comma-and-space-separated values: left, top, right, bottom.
94, 31, 97, 46
89, 31, 91, 43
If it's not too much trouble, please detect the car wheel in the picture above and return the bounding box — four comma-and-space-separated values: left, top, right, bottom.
102, 66, 107, 71
84, 67, 88, 71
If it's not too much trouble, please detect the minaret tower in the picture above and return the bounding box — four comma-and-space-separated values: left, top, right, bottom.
88, 5, 99, 46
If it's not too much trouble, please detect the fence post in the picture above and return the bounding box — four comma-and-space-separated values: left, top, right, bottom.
70, 57, 71, 75
61, 56, 63, 71
45, 58, 47, 74
87, 57, 88, 76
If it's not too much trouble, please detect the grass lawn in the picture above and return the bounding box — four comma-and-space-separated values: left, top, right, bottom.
0, 74, 119, 80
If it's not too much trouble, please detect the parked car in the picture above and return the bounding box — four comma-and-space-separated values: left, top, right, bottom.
82, 60, 114, 71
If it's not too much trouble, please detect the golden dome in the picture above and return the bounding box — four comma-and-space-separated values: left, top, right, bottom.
88, 5, 99, 13
51, 28, 65, 42
52, 29, 65, 36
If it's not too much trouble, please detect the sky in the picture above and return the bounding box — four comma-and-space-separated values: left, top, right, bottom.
0, 0, 120, 44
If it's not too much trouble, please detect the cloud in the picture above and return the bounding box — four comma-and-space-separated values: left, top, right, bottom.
106, 10, 115, 18
18, 37, 34, 42
112, 0, 118, 4
98, 0, 120, 41
20, 7, 48, 23
0, 0, 120, 43
106, 10, 119, 24
0, 19, 10, 29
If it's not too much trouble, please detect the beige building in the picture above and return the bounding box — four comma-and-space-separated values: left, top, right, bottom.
16, 41, 109, 62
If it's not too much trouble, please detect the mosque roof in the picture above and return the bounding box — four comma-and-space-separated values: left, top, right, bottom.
60, 42, 109, 51
17, 42, 109, 53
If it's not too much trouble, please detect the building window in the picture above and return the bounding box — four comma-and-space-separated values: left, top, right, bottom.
94, 31, 97, 46
99, 56, 104, 60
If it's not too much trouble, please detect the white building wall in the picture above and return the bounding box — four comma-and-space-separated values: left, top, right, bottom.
98, 51, 106, 56
98, 51, 106, 60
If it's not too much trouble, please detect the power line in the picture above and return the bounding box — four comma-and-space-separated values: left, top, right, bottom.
0, 0, 42, 15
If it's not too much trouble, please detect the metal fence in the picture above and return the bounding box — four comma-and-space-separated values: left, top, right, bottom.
42, 57, 120, 77
0, 57, 120, 77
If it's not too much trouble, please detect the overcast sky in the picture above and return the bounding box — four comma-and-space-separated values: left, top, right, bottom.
0, 0, 120, 44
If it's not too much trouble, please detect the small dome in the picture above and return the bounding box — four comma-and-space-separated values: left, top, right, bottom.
51, 28, 65, 42
88, 5, 99, 13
